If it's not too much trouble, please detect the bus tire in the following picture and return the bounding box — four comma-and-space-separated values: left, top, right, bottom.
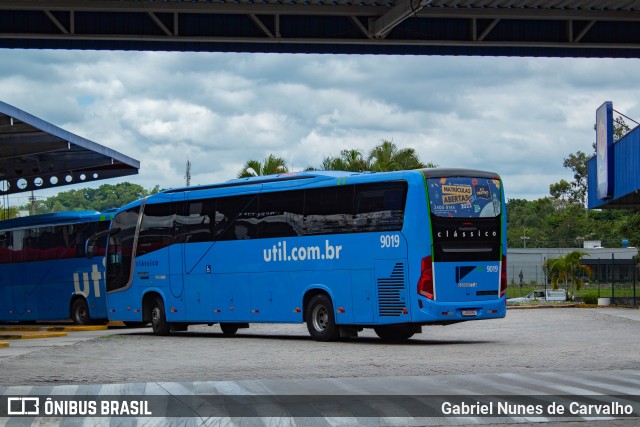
220, 323, 239, 336
373, 325, 414, 342
71, 298, 91, 325
150, 298, 170, 336
306, 294, 340, 342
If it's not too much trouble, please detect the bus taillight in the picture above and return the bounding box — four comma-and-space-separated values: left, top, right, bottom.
500, 255, 508, 297
417, 256, 434, 300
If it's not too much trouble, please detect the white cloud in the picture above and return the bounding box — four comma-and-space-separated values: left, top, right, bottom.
2, 49, 640, 204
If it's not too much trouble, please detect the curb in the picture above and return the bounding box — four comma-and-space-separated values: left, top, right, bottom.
0, 331, 68, 340
0, 324, 108, 332
59, 325, 108, 332
507, 303, 582, 309
107, 321, 126, 327
508, 304, 639, 309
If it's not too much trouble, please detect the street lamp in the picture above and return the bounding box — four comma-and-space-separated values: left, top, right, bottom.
521, 227, 530, 248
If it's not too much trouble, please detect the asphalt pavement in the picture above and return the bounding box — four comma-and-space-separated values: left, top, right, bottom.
0, 307, 638, 426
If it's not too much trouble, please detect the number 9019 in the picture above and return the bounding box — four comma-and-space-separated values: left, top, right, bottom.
380, 234, 401, 248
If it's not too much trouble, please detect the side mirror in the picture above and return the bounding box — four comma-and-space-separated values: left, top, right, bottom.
85, 227, 120, 259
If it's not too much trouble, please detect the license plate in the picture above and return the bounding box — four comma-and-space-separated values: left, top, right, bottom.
461, 310, 477, 317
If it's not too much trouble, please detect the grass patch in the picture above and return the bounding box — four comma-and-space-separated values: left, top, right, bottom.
508, 285, 638, 298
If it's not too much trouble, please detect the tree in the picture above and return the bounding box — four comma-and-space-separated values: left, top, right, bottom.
367, 140, 435, 172
613, 116, 631, 142
544, 251, 592, 297
320, 156, 347, 171
321, 149, 367, 172
20, 182, 161, 215
0, 204, 19, 220
561, 151, 589, 206
549, 179, 574, 207
312, 140, 437, 172
339, 149, 368, 172
237, 154, 288, 178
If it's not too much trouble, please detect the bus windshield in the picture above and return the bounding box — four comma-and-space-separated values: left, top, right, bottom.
427, 176, 501, 218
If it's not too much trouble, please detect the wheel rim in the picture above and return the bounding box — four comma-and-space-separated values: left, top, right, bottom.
311, 304, 329, 332
75, 302, 88, 323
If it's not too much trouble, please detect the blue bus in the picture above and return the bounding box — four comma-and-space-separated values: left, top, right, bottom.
92, 168, 506, 341
0, 211, 112, 324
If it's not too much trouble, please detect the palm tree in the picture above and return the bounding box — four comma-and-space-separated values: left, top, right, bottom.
544, 251, 592, 298
340, 149, 368, 172
315, 141, 436, 172
237, 154, 288, 178
394, 147, 433, 170
320, 155, 348, 171
321, 149, 367, 172
367, 140, 436, 172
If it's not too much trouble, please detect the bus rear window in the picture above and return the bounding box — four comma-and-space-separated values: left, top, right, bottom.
427, 177, 501, 218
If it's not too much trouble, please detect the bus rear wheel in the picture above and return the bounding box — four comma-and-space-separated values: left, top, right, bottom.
373, 325, 414, 342
150, 298, 170, 336
220, 323, 239, 336
306, 294, 340, 342
71, 299, 91, 325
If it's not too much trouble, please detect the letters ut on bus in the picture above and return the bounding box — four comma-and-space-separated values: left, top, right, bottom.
94, 168, 507, 341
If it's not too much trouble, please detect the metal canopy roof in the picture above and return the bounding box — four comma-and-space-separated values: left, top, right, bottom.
1, 1, 640, 57
0, 101, 140, 196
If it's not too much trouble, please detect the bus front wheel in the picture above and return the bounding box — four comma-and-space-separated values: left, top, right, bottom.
150, 298, 170, 336
71, 299, 91, 325
306, 294, 340, 342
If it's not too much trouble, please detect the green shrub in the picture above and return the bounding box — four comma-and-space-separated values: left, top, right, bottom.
581, 290, 599, 305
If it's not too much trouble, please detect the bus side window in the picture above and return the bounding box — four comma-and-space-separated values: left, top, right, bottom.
215, 195, 259, 241
177, 199, 215, 243
22, 228, 40, 262
354, 182, 407, 233
137, 203, 176, 256
88, 221, 111, 257
107, 207, 140, 292
304, 186, 354, 235
0, 232, 10, 264
258, 190, 304, 239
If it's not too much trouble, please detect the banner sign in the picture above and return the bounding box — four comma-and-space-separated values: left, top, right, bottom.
596, 101, 614, 199
2, 394, 639, 418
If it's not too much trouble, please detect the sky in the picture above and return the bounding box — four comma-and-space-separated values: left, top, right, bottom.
1, 48, 640, 207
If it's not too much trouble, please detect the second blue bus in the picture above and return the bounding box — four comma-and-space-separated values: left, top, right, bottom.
0, 211, 112, 324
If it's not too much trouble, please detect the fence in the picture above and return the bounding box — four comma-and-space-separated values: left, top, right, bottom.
507, 260, 639, 306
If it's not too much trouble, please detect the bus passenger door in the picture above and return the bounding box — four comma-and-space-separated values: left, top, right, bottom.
137, 201, 183, 321
178, 198, 216, 322
181, 246, 214, 322
167, 238, 185, 319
